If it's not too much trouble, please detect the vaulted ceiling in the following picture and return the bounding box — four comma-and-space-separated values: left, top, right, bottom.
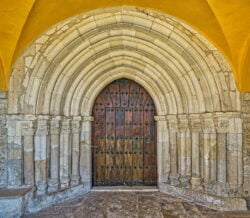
0, 0, 249, 91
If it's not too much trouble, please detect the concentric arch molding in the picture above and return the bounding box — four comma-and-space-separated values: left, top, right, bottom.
8, 6, 240, 116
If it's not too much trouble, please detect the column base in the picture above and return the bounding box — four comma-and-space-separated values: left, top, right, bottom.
190, 177, 202, 190
169, 173, 180, 186
179, 175, 191, 188
36, 182, 47, 196
71, 176, 80, 186
60, 177, 70, 190
48, 179, 59, 193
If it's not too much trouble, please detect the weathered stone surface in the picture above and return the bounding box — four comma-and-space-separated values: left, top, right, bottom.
0, 91, 7, 187
23, 192, 250, 218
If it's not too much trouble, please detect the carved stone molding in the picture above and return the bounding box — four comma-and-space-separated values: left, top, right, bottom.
189, 114, 202, 132
21, 122, 35, 136
35, 119, 48, 136
201, 114, 215, 133
154, 115, 167, 121
167, 115, 178, 132
178, 115, 189, 132
83, 116, 94, 122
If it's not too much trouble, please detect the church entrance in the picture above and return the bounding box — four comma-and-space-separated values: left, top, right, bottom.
92, 79, 157, 186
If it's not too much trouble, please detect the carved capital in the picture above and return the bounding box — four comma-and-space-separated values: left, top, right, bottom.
83, 116, 94, 122
21, 121, 35, 136
61, 120, 71, 134
50, 120, 60, 135
189, 115, 201, 132
71, 120, 81, 133
35, 119, 48, 136
178, 115, 189, 132
215, 118, 229, 133
167, 115, 178, 131
154, 115, 167, 121
201, 114, 215, 133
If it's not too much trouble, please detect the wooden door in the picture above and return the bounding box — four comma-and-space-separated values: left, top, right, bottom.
92, 79, 157, 186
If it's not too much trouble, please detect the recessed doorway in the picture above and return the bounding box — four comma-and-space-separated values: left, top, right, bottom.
92, 79, 157, 186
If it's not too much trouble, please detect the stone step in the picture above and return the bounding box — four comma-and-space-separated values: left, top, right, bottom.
91, 186, 159, 192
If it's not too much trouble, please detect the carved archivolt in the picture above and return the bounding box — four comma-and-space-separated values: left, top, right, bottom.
9, 6, 239, 116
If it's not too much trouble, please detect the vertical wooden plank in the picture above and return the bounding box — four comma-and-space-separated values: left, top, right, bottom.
132, 107, 144, 185
136, 87, 148, 108
115, 108, 125, 184
105, 107, 116, 185
120, 81, 130, 108
124, 108, 133, 185
92, 95, 106, 185
129, 82, 140, 107
109, 83, 120, 107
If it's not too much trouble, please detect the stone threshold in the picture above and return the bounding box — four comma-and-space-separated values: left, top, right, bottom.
91, 186, 159, 192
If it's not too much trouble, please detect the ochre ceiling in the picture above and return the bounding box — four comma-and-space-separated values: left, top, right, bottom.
0, 0, 249, 91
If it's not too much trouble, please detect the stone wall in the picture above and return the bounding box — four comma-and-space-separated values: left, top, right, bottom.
241, 93, 250, 197
0, 91, 7, 186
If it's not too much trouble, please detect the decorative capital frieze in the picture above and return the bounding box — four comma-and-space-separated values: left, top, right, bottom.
50, 119, 60, 135
35, 119, 48, 136
214, 116, 229, 133
167, 115, 178, 131
201, 114, 215, 133
189, 114, 201, 132
21, 121, 35, 136
71, 120, 81, 133
61, 119, 71, 134
154, 115, 167, 121
83, 116, 94, 122
178, 115, 189, 132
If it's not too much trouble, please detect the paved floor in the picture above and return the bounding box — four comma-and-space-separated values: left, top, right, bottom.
24, 192, 250, 218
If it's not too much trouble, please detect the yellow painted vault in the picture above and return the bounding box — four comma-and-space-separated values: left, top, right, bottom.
0, 0, 249, 91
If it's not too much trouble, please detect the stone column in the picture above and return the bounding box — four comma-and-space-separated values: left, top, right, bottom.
227, 113, 243, 190
155, 115, 169, 186
80, 116, 93, 188
71, 117, 81, 186
60, 119, 71, 190
202, 114, 216, 187
6, 116, 23, 186
190, 114, 202, 190
48, 117, 60, 193
22, 121, 35, 186
178, 115, 191, 187
215, 113, 229, 185
167, 115, 179, 186
34, 116, 49, 195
